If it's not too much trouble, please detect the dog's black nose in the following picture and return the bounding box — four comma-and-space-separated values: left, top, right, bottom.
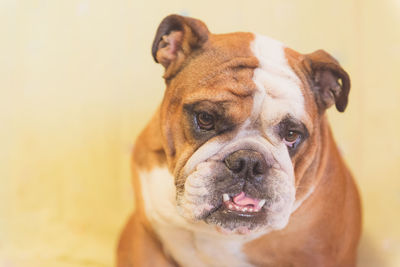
224, 150, 267, 180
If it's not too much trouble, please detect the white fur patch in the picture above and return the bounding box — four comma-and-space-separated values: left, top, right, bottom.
139, 167, 254, 267
250, 33, 304, 127
183, 139, 225, 177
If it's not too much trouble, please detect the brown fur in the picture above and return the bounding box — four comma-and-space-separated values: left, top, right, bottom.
117, 15, 361, 267
243, 117, 361, 267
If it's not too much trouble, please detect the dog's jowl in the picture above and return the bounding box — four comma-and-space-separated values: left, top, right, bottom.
117, 15, 361, 267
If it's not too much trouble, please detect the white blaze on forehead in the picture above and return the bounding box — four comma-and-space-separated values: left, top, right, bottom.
250, 34, 304, 125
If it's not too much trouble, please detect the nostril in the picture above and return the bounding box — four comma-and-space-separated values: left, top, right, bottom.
236, 159, 245, 173
253, 162, 262, 175
225, 157, 245, 173
252, 161, 267, 175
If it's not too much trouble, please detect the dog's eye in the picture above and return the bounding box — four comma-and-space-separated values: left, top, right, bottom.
284, 130, 302, 149
196, 112, 215, 130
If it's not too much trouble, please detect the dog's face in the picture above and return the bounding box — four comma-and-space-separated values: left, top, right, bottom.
152, 15, 350, 233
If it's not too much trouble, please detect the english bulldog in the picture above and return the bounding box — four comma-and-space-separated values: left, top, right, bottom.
117, 15, 361, 267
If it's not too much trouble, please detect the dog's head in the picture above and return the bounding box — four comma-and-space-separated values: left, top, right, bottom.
152, 15, 350, 233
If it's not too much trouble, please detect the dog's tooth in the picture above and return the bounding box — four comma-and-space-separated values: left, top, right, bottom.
258, 199, 266, 208
243, 207, 247, 212
228, 204, 233, 209
249, 208, 254, 212
223, 194, 230, 202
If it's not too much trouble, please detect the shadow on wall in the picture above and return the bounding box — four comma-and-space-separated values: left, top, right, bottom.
358, 232, 387, 267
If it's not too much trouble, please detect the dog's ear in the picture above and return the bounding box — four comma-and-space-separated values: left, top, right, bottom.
303, 50, 350, 112
151, 14, 210, 79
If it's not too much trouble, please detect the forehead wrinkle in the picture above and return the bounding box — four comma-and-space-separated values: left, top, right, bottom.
183, 89, 250, 105
199, 56, 258, 79
189, 54, 258, 86
260, 69, 303, 119
195, 71, 256, 99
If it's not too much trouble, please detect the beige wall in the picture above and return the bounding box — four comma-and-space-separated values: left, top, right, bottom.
1, 0, 399, 266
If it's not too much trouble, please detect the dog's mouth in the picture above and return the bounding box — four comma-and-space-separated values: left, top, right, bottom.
203, 191, 269, 231
222, 192, 266, 214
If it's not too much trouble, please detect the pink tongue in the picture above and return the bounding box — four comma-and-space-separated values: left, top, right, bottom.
232, 192, 260, 207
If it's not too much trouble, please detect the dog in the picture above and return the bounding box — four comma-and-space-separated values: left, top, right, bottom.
117, 14, 361, 267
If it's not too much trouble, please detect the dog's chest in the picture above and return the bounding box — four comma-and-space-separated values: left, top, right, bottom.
139, 167, 254, 267
155, 222, 253, 267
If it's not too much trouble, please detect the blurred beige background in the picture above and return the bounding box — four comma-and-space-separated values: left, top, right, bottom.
1, 0, 399, 266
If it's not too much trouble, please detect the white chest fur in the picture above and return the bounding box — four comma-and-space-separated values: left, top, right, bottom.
139, 167, 254, 267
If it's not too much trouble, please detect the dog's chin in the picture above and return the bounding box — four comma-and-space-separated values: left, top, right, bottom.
204, 204, 269, 235
178, 202, 266, 233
